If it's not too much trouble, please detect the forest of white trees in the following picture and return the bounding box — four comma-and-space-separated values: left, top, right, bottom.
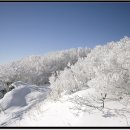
0, 37, 130, 106
49, 36, 130, 104
0, 48, 91, 86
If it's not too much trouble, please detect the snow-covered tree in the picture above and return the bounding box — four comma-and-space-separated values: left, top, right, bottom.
0, 48, 91, 86
50, 37, 130, 101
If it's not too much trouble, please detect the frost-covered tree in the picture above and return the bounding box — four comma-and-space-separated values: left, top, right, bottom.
0, 48, 91, 86
50, 36, 130, 101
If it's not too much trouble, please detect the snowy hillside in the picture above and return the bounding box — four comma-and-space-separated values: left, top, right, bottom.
0, 37, 130, 126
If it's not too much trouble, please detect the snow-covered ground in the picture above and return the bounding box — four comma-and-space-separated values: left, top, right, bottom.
0, 83, 130, 126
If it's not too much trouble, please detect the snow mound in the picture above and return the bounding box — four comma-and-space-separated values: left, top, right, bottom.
0, 84, 50, 126
0, 84, 49, 111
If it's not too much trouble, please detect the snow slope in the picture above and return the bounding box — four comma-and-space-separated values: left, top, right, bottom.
0, 84, 130, 126
0, 84, 50, 126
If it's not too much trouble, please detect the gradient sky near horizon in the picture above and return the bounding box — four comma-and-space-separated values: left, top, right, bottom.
0, 2, 130, 64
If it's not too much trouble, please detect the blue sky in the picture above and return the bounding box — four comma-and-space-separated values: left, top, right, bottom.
0, 2, 130, 64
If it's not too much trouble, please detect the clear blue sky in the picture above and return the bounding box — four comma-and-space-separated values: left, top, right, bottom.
0, 2, 130, 64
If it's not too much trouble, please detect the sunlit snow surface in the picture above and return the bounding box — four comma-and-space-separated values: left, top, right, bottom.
0, 84, 130, 126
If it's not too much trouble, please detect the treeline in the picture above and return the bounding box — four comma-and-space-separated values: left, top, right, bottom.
0, 48, 91, 86
50, 37, 130, 101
